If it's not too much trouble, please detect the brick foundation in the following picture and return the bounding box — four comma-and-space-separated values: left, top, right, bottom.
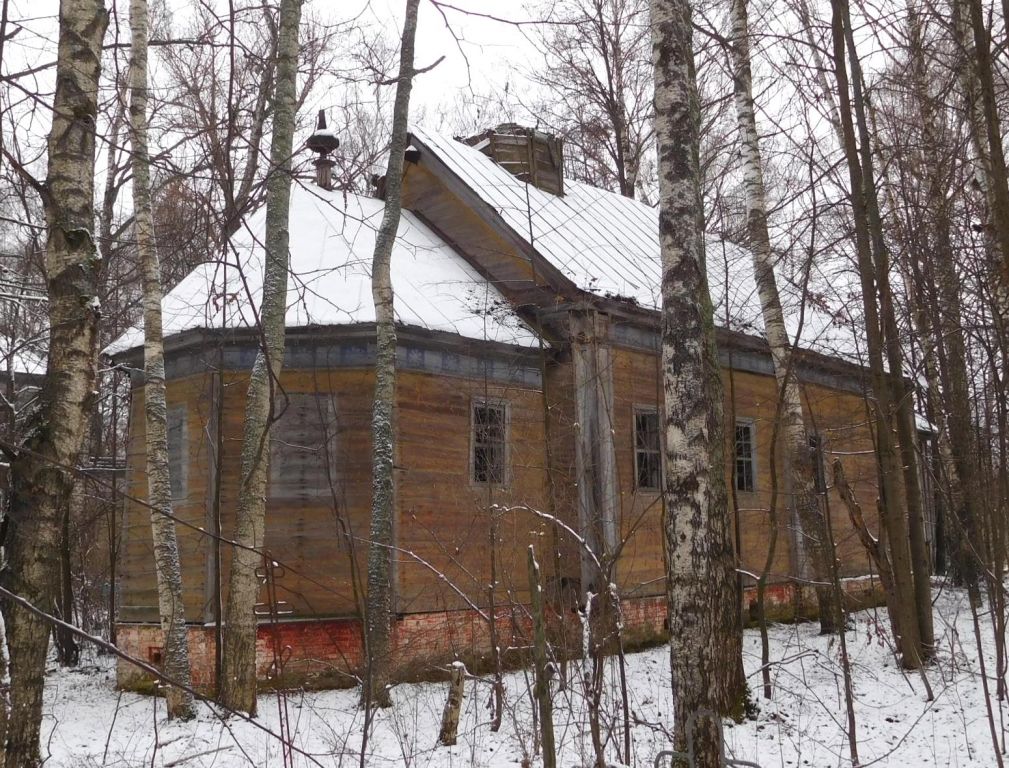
116, 576, 885, 692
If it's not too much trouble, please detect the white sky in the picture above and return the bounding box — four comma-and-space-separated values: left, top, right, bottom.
1, 0, 540, 126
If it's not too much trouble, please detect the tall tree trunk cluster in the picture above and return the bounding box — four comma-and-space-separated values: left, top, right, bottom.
650, 0, 745, 763
220, 0, 303, 716
1, 0, 108, 763
828, 0, 934, 668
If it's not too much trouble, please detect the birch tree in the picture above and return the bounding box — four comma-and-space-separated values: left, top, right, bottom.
129, 0, 195, 720
728, 0, 840, 633
362, 0, 422, 710
650, 0, 745, 761
0, 0, 108, 762
220, 0, 302, 716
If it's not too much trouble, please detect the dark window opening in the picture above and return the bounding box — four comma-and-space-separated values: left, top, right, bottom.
473, 402, 506, 484
735, 421, 755, 493
809, 434, 827, 493
634, 409, 661, 490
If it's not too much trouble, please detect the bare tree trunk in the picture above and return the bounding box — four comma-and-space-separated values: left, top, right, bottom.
0, 0, 107, 762
220, 0, 302, 716
729, 0, 838, 632
129, 0, 195, 720
54, 504, 79, 666
361, 0, 421, 710
437, 662, 465, 746
841, 3, 934, 659
0, 609, 7, 768
650, 1, 745, 763
959, 0, 1009, 278
904, 1, 982, 589
835, 459, 901, 634
827, 0, 923, 668
528, 547, 556, 768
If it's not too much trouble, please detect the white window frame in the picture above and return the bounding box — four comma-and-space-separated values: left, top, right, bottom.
632, 405, 662, 492
734, 419, 757, 494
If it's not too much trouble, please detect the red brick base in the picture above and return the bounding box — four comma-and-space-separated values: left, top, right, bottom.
116, 576, 884, 692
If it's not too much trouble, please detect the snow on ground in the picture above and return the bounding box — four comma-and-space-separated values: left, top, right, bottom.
41, 586, 1002, 767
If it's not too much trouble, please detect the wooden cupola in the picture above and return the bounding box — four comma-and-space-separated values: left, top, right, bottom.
463, 123, 565, 196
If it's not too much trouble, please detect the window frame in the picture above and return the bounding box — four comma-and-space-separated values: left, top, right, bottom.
268, 392, 339, 502
734, 419, 757, 494
167, 403, 188, 502
470, 398, 509, 487
632, 405, 662, 492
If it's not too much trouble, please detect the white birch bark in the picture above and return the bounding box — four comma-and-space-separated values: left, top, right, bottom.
1, 0, 107, 762
129, 0, 195, 720
362, 0, 421, 710
220, 0, 302, 716
0, 609, 7, 768
729, 0, 838, 631
650, 0, 745, 761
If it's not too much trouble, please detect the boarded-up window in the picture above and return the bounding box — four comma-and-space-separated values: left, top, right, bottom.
735, 421, 756, 493
472, 401, 506, 484
167, 405, 187, 501
634, 408, 661, 490
269, 393, 337, 501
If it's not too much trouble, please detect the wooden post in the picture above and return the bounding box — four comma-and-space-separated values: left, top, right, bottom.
438, 661, 466, 746
528, 546, 556, 768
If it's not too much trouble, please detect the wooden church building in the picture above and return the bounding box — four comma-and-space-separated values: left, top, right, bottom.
107, 123, 922, 690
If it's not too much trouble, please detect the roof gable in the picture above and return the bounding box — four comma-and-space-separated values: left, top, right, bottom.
409, 126, 861, 362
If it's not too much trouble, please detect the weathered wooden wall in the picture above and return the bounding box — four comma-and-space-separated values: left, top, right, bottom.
119, 336, 888, 628
120, 362, 556, 624
119, 371, 216, 623
605, 345, 882, 602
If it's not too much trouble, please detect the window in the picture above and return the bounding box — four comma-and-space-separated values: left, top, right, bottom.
634, 408, 661, 490
167, 405, 187, 501
809, 434, 827, 493
472, 402, 506, 484
734, 421, 755, 493
269, 393, 337, 500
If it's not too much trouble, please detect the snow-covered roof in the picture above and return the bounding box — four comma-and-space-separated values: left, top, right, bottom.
0, 336, 46, 377
411, 126, 860, 361
105, 185, 539, 357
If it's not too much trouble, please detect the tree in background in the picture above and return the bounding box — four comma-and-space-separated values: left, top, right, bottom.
528, 0, 654, 198
650, 0, 745, 764
827, 0, 932, 667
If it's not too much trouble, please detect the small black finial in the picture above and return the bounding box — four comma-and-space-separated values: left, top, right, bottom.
307, 109, 339, 190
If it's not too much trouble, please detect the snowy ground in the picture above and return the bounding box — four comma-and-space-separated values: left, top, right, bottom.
41, 586, 1004, 767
